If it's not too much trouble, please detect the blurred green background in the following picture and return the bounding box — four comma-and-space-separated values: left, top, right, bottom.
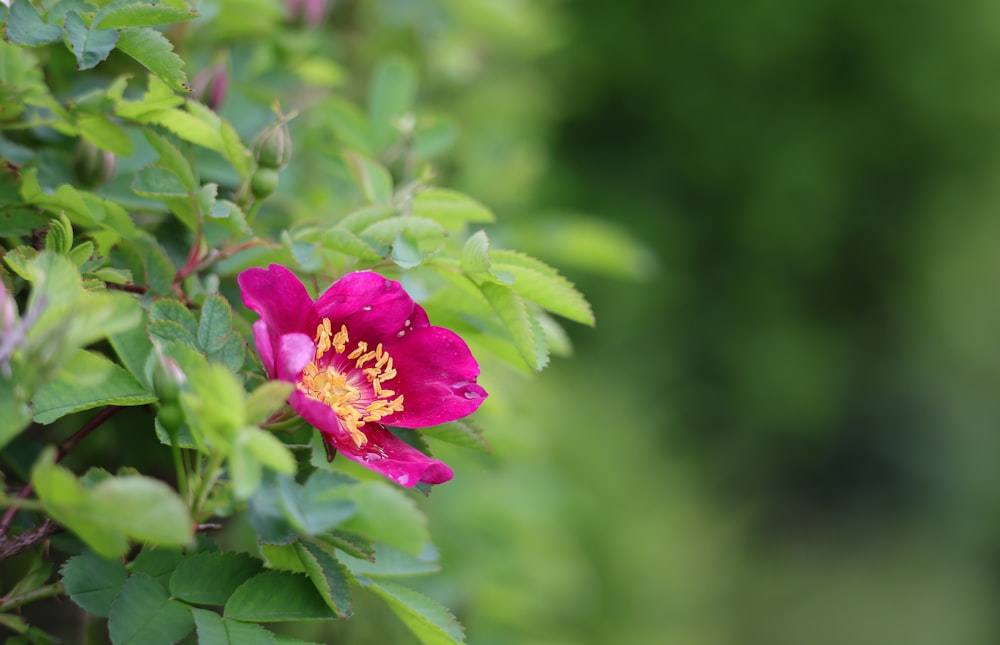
341, 0, 1000, 643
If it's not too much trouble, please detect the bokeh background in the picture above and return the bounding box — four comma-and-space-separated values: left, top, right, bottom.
328, 0, 1000, 643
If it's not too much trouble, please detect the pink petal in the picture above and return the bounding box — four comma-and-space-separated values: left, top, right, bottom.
333, 424, 454, 487
252, 320, 275, 377
275, 333, 314, 382
381, 326, 487, 427
290, 390, 356, 446
314, 272, 424, 343
239, 265, 319, 359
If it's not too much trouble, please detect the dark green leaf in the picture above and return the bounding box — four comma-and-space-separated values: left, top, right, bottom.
115, 27, 189, 92
294, 541, 353, 618
209, 332, 246, 371
7, 0, 62, 47
148, 319, 200, 347
198, 294, 234, 354
63, 11, 119, 71
32, 350, 156, 424
192, 609, 277, 645
108, 573, 195, 645
224, 571, 339, 622
248, 477, 297, 545
131, 547, 185, 589
60, 550, 129, 617
150, 298, 199, 337
170, 552, 264, 606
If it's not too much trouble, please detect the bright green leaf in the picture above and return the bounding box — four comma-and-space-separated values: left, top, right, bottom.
78, 115, 133, 156
115, 27, 189, 92
479, 282, 544, 371
365, 579, 465, 645
245, 381, 293, 426
94, 1, 199, 29
31, 350, 155, 424
461, 230, 491, 275
108, 573, 195, 645
491, 250, 595, 326
343, 152, 393, 204
412, 189, 494, 232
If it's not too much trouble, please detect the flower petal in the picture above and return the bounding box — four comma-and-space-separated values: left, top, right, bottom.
382, 326, 487, 427
289, 390, 453, 487
252, 320, 275, 377
314, 272, 423, 342
239, 265, 319, 357
332, 424, 454, 487
275, 333, 314, 382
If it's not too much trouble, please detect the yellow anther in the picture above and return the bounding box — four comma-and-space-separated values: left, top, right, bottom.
314, 320, 332, 359
347, 341, 368, 360
332, 324, 349, 354
355, 350, 376, 369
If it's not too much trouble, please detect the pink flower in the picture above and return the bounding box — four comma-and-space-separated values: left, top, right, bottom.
238, 265, 487, 487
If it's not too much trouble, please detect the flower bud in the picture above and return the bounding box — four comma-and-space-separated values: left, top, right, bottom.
251, 167, 280, 199
73, 139, 116, 188
153, 354, 186, 404
192, 62, 229, 111
253, 118, 293, 170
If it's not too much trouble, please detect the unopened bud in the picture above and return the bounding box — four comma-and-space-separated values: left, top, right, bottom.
253, 118, 293, 170
73, 139, 116, 188
193, 63, 229, 111
153, 354, 186, 404
251, 167, 280, 199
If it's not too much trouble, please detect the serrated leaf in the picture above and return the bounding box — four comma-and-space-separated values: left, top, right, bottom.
144, 130, 198, 191
210, 332, 245, 371
7, 0, 62, 47
115, 27, 189, 92
322, 227, 382, 260
478, 282, 544, 371
224, 571, 339, 622
365, 579, 465, 645
336, 482, 428, 555
295, 541, 353, 618
140, 107, 224, 151
343, 152, 392, 204
131, 547, 185, 588
337, 541, 439, 578
169, 552, 264, 606
131, 165, 189, 198
148, 319, 200, 346
460, 230, 491, 274
192, 609, 277, 645
78, 114, 133, 156
412, 189, 494, 231
108, 573, 195, 645
419, 420, 490, 454
150, 298, 199, 337
94, 1, 199, 29
247, 476, 297, 545
61, 550, 129, 617
63, 11, 119, 71
198, 294, 233, 354
492, 252, 594, 326
32, 350, 155, 424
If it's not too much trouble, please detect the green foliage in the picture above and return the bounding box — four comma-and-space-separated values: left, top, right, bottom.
0, 1, 604, 643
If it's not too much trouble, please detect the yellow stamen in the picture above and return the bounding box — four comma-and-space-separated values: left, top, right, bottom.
298, 318, 404, 449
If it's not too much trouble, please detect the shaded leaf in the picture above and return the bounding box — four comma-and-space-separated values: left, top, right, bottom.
63, 11, 119, 71
224, 571, 339, 622
192, 609, 277, 645
7, 0, 62, 47
169, 552, 264, 606
61, 550, 129, 617
294, 541, 353, 618
108, 573, 195, 645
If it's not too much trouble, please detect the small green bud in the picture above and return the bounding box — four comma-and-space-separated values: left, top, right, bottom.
251, 167, 280, 198
253, 118, 293, 169
73, 139, 116, 188
153, 355, 186, 404
157, 402, 185, 435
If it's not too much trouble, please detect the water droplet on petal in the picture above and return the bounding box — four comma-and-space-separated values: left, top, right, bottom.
397, 330, 405, 337
363, 305, 373, 311
463, 389, 482, 400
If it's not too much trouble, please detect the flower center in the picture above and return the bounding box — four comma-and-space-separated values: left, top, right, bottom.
297, 319, 404, 448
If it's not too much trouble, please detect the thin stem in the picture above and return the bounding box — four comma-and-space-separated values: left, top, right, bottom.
0, 581, 66, 611
0, 497, 42, 512
191, 451, 225, 520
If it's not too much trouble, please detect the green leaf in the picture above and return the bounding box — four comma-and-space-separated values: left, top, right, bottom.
192, 609, 277, 645
245, 382, 293, 426
419, 420, 491, 454
324, 97, 373, 155
322, 227, 382, 261
277, 471, 358, 536
115, 27, 189, 92
314, 531, 375, 563
45, 213, 74, 255
0, 41, 48, 121
181, 362, 246, 449
224, 571, 339, 622
294, 541, 353, 619
7, 0, 62, 47
94, 0, 199, 29
140, 107, 224, 151
131, 165, 189, 199
31, 350, 155, 424
199, 294, 234, 354
108, 573, 195, 645
78, 114, 133, 156
343, 152, 393, 204
478, 282, 545, 371
114, 74, 184, 121
365, 579, 465, 645
369, 57, 417, 151
148, 319, 200, 347
60, 550, 129, 617
491, 251, 595, 326
144, 130, 197, 191
460, 230, 491, 275
412, 189, 495, 232
336, 482, 428, 555
63, 11, 119, 71
0, 381, 32, 452
210, 332, 246, 372
33, 448, 193, 559
131, 547, 185, 589
150, 298, 199, 337
169, 552, 264, 606
337, 542, 439, 578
